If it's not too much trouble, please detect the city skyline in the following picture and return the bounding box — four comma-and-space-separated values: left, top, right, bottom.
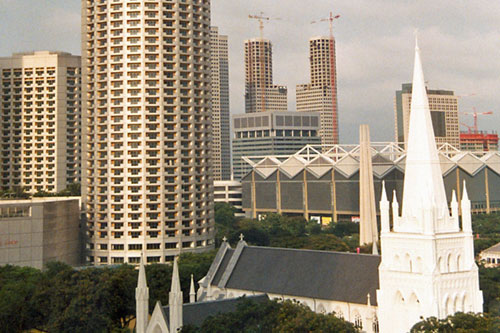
1, 1, 498, 143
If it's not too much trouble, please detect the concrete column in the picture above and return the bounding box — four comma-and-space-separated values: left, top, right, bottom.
359, 125, 378, 246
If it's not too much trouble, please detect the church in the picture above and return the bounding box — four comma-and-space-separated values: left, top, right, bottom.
135, 39, 483, 333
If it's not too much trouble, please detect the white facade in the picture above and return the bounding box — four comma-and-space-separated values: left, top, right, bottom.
377, 40, 482, 333
0, 51, 81, 193
82, 0, 215, 266
213, 180, 244, 217
210, 27, 231, 181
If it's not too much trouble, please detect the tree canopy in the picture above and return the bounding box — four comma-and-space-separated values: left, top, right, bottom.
181, 298, 359, 333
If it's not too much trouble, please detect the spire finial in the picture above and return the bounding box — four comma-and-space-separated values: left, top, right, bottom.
171, 256, 181, 293
462, 180, 470, 201
138, 253, 147, 288
189, 274, 196, 303
222, 236, 228, 243
381, 181, 388, 202
414, 28, 420, 51
239, 233, 244, 241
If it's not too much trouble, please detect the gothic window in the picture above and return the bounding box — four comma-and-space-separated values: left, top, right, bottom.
447, 253, 452, 272
335, 308, 344, 319
354, 313, 363, 329
373, 316, 380, 333
457, 255, 462, 272
317, 304, 326, 314
454, 295, 461, 313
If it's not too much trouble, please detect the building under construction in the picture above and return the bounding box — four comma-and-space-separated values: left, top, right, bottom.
240, 143, 500, 222
460, 131, 499, 151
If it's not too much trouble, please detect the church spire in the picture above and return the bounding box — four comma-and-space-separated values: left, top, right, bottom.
402, 37, 448, 220
189, 274, 196, 303
169, 257, 183, 332
135, 255, 149, 333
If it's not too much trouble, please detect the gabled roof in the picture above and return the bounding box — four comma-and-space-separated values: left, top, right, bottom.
481, 242, 500, 255
209, 241, 380, 306
161, 295, 269, 328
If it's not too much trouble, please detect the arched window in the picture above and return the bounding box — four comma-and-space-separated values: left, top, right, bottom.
405, 253, 412, 272
373, 315, 380, 333
354, 313, 363, 329
395, 290, 405, 304
462, 294, 468, 313
447, 253, 453, 272
445, 297, 453, 316
437, 256, 443, 272
394, 255, 401, 270
457, 255, 461, 272
317, 303, 326, 314
454, 295, 461, 313
335, 307, 344, 319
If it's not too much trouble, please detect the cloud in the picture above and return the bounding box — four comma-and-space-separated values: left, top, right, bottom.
1, 0, 499, 143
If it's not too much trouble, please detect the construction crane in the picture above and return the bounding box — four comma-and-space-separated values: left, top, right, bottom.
461, 108, 493, 133
311, 12, 341, 144
248, 12, 279, 112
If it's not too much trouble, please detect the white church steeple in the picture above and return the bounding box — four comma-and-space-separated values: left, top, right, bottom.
377, 37, 483, 333
169, 257, 183, 332
135, 255, 149, 333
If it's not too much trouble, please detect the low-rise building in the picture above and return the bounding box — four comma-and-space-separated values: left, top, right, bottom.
232, 111, 321, 180
0, 197, 81, 268
214, 180, 244, 217
479, 242, 500, 267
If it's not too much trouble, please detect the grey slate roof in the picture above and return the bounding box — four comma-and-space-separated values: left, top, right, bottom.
163, 295, 269, 327
482, 241, 500, 254
213, 243, 381, 306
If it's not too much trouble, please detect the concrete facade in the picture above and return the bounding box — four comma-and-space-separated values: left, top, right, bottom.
210, 27, 231, 181
395, 83, 460, 149
82, 0, 215, 266
244, 38, 287, 113
296, 37, 339, 145
232, 111, 321, 180
0, 197, 81, 269
0, 51, 81, 193
214, 180, 244, 217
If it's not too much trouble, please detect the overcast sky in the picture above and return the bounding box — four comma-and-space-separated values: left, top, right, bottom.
1, 0, 499, 143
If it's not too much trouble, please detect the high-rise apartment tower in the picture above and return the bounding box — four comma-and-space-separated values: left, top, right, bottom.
82, 0, 215, 265
395, 83, 460, 148
210, 27, 231, 181
297, 36, 339, 145
244, 38, 287, 113
0, 51, 81, 193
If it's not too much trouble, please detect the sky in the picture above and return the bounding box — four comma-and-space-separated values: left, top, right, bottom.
0, 0, 499, 143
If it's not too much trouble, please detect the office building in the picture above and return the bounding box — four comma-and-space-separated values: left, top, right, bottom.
232, 111, 321, 180
82, 0, 215, 265
394, 83, 460, 148
244, 38, 287, 113
460, 131, 498, 151
214, 180, 244, 217
0, 51, 81, 193
0, 197, 81, 269
210, 27, 231, 181
297, 37, 339, 145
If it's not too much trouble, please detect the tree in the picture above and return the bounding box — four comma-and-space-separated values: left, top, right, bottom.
182, 298, 359, 333
410, 312, 499, 332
